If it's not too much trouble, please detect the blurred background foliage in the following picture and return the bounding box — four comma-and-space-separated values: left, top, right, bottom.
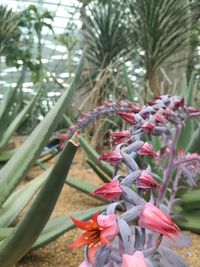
0, 0, 199, 265
0, 0, 199, 135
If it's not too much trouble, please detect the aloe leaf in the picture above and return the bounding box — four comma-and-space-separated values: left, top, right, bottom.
177, 120, 194, 150
179, 190, 200, 210
79, 136, 113, 178
185, 125, 200, 153
0, 88, 16, 124
86, 159, 112, 182
0, 49, 86, 206
176, 211, 200, 233
186, 71, 197, 105
0, 228, 13, 242
65, 176, 98, 195
0, 150, 16, 162
0, 168, 52, 227
0, 140, 78, 267
151, 136, 161, 151
182, 189, 200, 203
32, 204, 108, 250
0, 92, 39, 150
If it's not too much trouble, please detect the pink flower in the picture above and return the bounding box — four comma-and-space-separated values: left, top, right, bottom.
136, 171, 160, 190
117, 112, 137, 125
173, 98, 184, 110
59, 133, 69, 141
69, 213, 119, 263
122, 251, 147, 267
142, 122, 155, 134
111, 130, 131, 144
127, 103, 142, 113
138, 142, 157, 157
163, 107, 173, 117
139, 203, 180, 239
99, 147, 123, 166
155, 111, 165, 123
91, 180, 123, 201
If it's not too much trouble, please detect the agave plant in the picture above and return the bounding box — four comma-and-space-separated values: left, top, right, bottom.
0, 50, 102, 267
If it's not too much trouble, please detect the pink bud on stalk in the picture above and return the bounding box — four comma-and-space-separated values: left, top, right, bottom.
139, 203, 180, 239
91, 180, 123, 201
142, 122, 155, 134
117, 112, 137, 125
138, 142, 157, 157
99, 147, 123, 166
155, 111, 165, 123
122, 251, 147, 267
136, 171, 160, 190
111, 130, 131, 144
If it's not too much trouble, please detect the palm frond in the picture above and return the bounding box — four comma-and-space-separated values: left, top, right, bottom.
81, 0, 129, 68
0, 5, 21, 56
129, 0, 191, 75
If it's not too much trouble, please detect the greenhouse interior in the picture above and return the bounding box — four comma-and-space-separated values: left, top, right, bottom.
0, 0, 200, 266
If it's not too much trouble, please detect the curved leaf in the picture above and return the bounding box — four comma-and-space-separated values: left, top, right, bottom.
0, 140, 78, 267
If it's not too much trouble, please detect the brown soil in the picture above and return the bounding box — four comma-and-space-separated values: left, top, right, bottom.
10, 140, 200, 267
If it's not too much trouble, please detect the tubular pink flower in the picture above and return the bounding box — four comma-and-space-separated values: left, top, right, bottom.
173, 98, 184, 110
99, 147, 123, 166
155, 111, 165, 123
136, 171, 160, 190
138, 203, 180, 239
59, 133, 69, 141
122, 251, 147, 267
163, 107, 173, 117
111, 130, 131, 144
69, 213, 119, 263
91, 180, 123, 201
117, 112, 137, 125
138, 142, 157, 157
127, 103, 142, 113
142, 122, 155, 134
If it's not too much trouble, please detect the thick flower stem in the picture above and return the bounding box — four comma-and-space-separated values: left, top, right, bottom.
156, 125, 182, 207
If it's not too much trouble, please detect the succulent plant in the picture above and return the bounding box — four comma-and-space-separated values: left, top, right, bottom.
61, 95, 200, 267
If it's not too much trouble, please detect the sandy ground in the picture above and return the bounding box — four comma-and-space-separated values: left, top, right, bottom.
9, 142, 200, 267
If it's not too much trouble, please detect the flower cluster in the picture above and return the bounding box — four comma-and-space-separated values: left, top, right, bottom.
68, 96, 200, 267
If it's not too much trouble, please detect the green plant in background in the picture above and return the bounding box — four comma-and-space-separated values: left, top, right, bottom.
2, 4, 57, 134
6, 4, 54, 84
0, 1, 199, 266
128, 0, 191, 97
0, 50, 111, 267
78, 0, 130, 106
0, 87, 39, 154
0, 5, 20, 57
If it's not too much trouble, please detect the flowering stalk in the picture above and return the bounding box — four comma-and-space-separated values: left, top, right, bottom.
60, 101, 141, 142
67, 96, 200, 267
156, 125, 182, 206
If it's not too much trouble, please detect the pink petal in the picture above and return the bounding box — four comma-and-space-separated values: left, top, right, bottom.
122, 252, 147, 267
